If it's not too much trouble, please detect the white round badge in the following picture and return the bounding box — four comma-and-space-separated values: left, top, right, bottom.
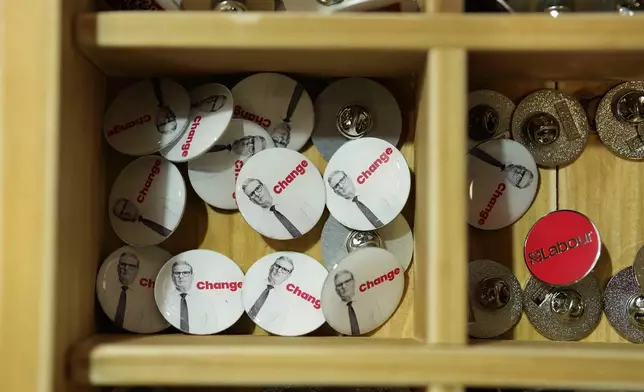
154, 249, 245, 335
242, 252, 328, 336
108, 156, 187, 246
324, 137, 411, 231
231, 73, 314, 151
235, 148, 326, 240
322, 247, 404, 336
467, 139, 539, 230
103, 78, 191, 156
96, 245, 172, 333
312, 78, 402, 162
188, 119, 276, 210
160, 83, 234, 163
322, 214, 414, 272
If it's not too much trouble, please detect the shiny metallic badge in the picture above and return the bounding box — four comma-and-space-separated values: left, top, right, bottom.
468, 260, 522, 339
596, 81, 644, 160
468, 90, 515, 149
322, 214, 413, 272
213, 0, 247, 11
512, 89, 589, 167
523, 275, 602, 341
604, 267, 644, 343
312, 78, 402, 161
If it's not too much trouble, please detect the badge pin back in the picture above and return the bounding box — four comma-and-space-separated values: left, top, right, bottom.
604, 267, 644, 343
596, 81, 644, 160
188, 119, 276, 210
103, 78, 191, 156
96, 245, 172, 333
154, 249, 245, 335
324, 137, 411, 232
312, 78, 402, 162
108, 156, 187, 247
523, 274, 602, 341
242, 251, 328, 336
235, 148, 326, 240
511, 89, 589, 167
321, 247, 405, 336
523, 210, 601, 287
468, 259, 522, 339
321, 214, 413, 272
231, 73, 314, 151
467, 139, 539, 230
160, 83, 234, 163
468, 90, 515, 150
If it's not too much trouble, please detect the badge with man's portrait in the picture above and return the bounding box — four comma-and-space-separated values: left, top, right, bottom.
108, 156, 186, 247
235, 148, 326, 240
242, 251, 328, 336
188, 119, 276, 210
96, 245, 172, 333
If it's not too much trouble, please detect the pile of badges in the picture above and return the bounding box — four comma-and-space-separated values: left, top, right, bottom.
467, 83, 644, 342
97, 74, 415, 336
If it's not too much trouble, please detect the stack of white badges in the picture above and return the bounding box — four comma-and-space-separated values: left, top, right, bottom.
312, 78, 402, 161
188, 119, 275, 210
467, 139, 539, 230
324, 137, 411, 231
103, 78, 191, 156
109, 156, 187, 246
235, 148, 326, 240
154, 249, 245, 335
322, 214, 413, 272
322, 247, 404, 335
96, 245, 172, 333
242, 252, 328, 336
232, 73, 314, 150
160, 83, 234, 162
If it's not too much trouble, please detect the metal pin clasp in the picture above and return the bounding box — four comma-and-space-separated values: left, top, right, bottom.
627, 293, 644, 330
213, 0, 247, 11
525, 112, 560, 146
477, 277, 511, 310
550, 289, 585, 322
345, 230, 383, 253
468, 105, 499, 141
336, 104, 373, 140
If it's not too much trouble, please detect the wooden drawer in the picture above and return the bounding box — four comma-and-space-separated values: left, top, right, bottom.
4, 1, 644, 391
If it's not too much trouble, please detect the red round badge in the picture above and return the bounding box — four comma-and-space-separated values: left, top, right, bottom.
524, 210, 601, 286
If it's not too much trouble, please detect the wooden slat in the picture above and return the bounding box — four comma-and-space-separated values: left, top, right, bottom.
421, 49, 467, 344
69, 335, 644, 389
467, 80, 557, 341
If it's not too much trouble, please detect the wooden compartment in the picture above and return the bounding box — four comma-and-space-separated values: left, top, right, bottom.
5, 1, 644, 391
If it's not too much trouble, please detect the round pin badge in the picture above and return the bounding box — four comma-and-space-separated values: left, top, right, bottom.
524, 210, 601, 287
321, 247, 404, 335
312, 78, 402, 161
188, 119, 276, 210
511, 89, 589, 168
160, 83, 234, 163
154, 249, 245, 335
596, 81, 644, 160
321, 214, 413, 272
604, 267, 644, 344
108, 156, 186, 246
103, 78, 191, 156
324, 138, 411, 231
96, 245, 172, 333
468, 90, 515, 149
467, 139, 539, 230
235, 148, 325, 240
242, 252, 328, 336
468, 259, 522, 339
232, 73, 314, 151
523, 275, 602, 341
